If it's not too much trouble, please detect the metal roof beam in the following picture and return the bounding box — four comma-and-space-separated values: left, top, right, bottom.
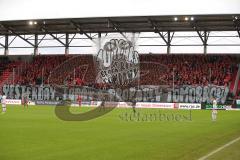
68, 33, 76, 45
234, 21, 240, 38
107, 19, 129, 40
0, 25, 35, 47
169, 32, 175, 43
4, 35, 9, 55
149, 19, 174, 46
70, 21, 93, 41
196, 30, 210, 45
149, 19, 175, 54
49, 33, 66, 46
158, 32, 168, 45
192, 22, 210, 54
193, 21, 210, 45
205, 31, 210, 43
234, 20, 240, 38
11, 31, 35, 47
0, 35, 4, 47
34, 34, 39, 55
0, 42, 4, 48
41, 27, 66, 46
196, 30, 205, 44
8, 36, 17, 46
38, 34, 46, 46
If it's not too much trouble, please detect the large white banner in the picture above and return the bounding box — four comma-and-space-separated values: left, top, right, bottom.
2, 84, 230, 104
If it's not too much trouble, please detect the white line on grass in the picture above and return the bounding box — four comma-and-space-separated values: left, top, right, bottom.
198, 136, 240, 160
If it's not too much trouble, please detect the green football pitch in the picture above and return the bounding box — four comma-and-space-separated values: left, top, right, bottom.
0, 105, 240, 160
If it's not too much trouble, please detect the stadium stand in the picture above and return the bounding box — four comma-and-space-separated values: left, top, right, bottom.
0, 57, 21, 85
15, 55, 68, 85
140, 55, 238, 86
0, 55, 239, 90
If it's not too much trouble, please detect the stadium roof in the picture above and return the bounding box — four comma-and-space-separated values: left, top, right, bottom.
0, 14, 240, 55
0, 14, 240, 35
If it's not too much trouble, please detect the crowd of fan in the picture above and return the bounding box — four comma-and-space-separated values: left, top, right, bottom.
14, 56, 68, 85
47, 55, 96, 86
0, 57, 10, 69
9, 55, 97, 86
140, 55, 238, 86
1, 54, 239, 87
0, 57, 21, 73
0, 57, 22, 82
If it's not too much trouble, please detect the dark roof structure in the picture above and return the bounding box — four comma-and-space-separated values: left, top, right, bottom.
0, 14, 239, 35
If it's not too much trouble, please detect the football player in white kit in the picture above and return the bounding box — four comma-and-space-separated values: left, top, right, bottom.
212, 98, 218, 121
1, 95, 7, 114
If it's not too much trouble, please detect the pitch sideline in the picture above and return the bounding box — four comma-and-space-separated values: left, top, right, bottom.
198, 136, 240, 160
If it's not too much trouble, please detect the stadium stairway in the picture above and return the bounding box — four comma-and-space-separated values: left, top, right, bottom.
231, 64, 240, 96
0, 70, 12, 94
237, 80, 240, 96
0, 61, 23, 94
0, 70, 12, 81
230, 72, 237, 91
0, 69, 13, 82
